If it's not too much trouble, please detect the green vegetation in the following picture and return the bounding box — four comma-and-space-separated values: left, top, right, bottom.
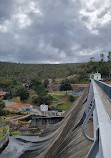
30, 78, 52, 105
16, 86, 29, 101
35, 129, 44, 135
0, 52, 110, 111
56, 95, 78, 109
0, 136, 3, 141
35, 85, 47, 96
0, 100, 7, 116
31, 94, 53, 105
52, 97, 60, 102
57, 102, 71, 109
10, 131, 21, 136
30, 78, 42, 90
0, 117, 6, 124
0, 62, 79, 83
0, 52, 111, 86
2, 126, 8, 135
60, 79, 72, 95
0, 126, 8, 140
49, 90, 76, 109
0, 100, 5, 110
68, 95, 75, 102
10, 97, 21, 103
49, 96, 61, 107
43, 79, 49, 88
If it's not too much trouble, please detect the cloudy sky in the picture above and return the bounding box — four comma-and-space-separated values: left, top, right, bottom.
0, 0, 111, 63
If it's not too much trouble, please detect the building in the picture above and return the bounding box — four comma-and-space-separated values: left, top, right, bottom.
94, 72, 101, 80
90, 72, 102, 81
40, 104, 48, 112
0, 93, 5, 100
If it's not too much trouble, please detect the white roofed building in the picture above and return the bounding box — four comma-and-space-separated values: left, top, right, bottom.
40, 104, 48, 112
90, 72, 102, 81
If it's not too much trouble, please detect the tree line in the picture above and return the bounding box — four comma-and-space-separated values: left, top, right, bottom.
0, 51, 111, 88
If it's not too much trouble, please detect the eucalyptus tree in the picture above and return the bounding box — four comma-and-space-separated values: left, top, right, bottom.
60, 79, 72, 95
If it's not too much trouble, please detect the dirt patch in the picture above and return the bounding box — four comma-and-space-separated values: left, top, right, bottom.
7, 103, 26, 108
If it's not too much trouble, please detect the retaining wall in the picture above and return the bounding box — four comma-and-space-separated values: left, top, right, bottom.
0, 126, 9, 153
30, 117, 64, 127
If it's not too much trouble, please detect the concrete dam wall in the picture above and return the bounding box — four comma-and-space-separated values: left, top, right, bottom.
19, 86, 93, 158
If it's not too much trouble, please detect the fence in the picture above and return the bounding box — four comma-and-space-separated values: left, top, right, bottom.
82, 80, 111, 158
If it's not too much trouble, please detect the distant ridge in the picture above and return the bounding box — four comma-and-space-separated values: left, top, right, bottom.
0, 61, 82, 82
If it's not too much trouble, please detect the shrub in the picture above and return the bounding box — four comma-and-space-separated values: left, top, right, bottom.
0, 100, 5, 110
0, 110, 10, 116
60, 79, 72, 94
31, 94, 53, 105
10, 131, 21, 136
16, 86, 29, 101
68, 95, 75, 102
31, 95, 38, 104
43, 79, 49, 88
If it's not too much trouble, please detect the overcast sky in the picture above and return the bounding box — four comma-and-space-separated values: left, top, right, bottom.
0, 0, 111, 63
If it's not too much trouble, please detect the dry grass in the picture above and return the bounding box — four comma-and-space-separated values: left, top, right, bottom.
19, 121, 30, 124
105, 82, 111, 84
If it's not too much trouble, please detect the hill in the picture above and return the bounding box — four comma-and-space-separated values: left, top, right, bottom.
0, 61, 81, 82
0, 60, 110, 84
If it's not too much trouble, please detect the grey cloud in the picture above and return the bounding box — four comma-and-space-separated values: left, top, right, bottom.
0, 0, 15, 19
0, 0, 111, 63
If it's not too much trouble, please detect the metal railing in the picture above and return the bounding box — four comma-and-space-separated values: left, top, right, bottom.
94, 80, 111, 99
82, 80, 111, 158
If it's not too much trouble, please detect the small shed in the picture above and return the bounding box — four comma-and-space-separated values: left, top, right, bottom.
90, 72, 102, 81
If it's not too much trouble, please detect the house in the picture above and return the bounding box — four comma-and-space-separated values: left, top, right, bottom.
90, 72, 102, 81
0, 93, 5, 100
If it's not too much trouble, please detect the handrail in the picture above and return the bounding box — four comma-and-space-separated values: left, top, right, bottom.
83, 80, 111, 158
92, 80, 111, 158
94, 80, 111, 99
